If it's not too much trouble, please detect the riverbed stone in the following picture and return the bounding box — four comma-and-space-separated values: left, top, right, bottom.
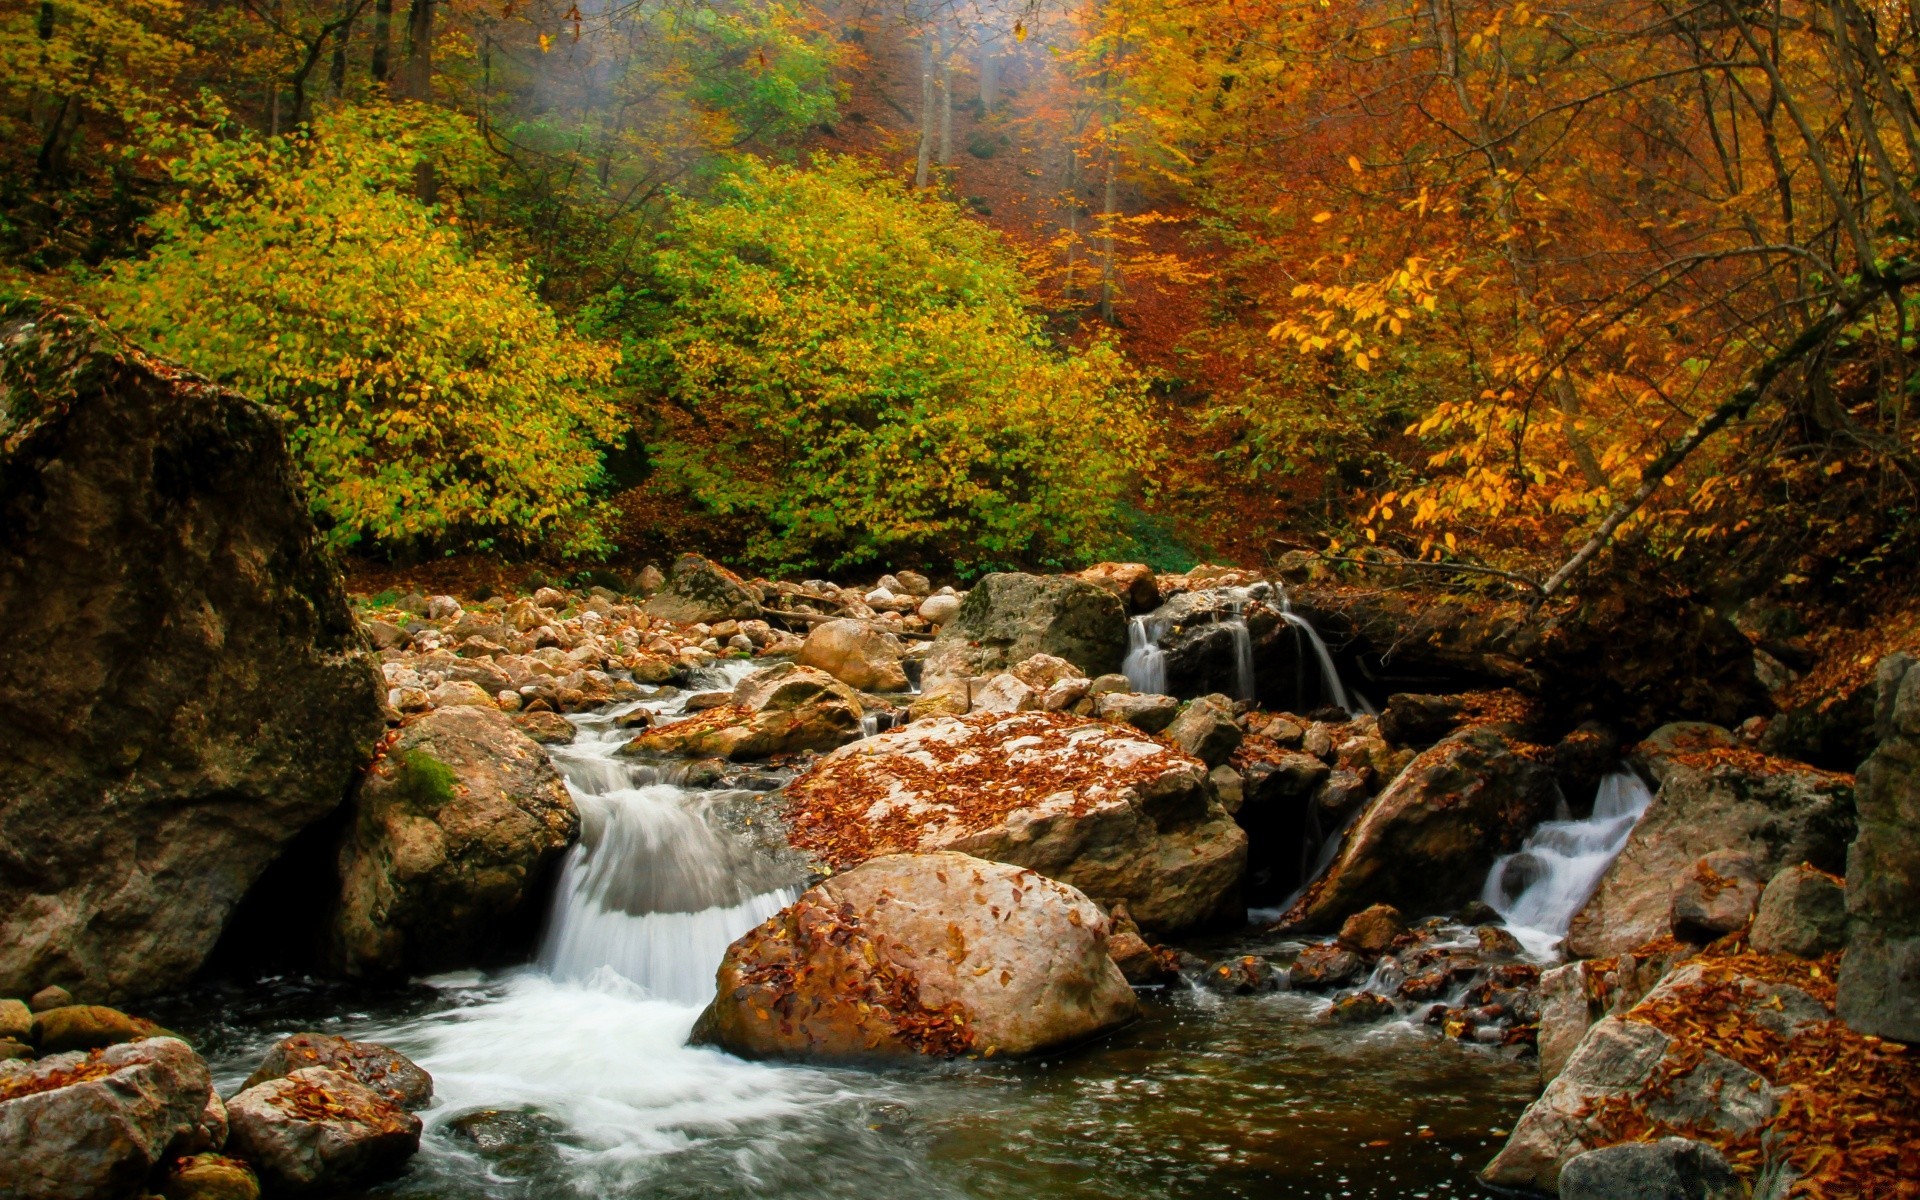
1557, 1138, 1740, 1200
627, 663, 866, 760
1094, 690, 1179, 733
0, 1000, 30, 1042
1278, 727, 1559, 931
1839, 654, 1920, 1043
1288, 942, 1364, 990
1337, 904, 1406, 956
797, 619, 909, 692
780, 712, 1245, 933
0, 301, 386, 1002
0, 1036, 216, 1200
242, 1033, 432, 1110
225, 1066, 421, 1194
693, 852, 1139, 1060
31, 1004, 169, 1053
642, 554, 760, 625
921, 573, 1127, 686
332, 705, 579, 977
1749, 865, 1848, 958
162, 1154, 260, 1200
1566, 731, 1854, 958
1667, 850, 1765, 943
1165, 694, 1243, 768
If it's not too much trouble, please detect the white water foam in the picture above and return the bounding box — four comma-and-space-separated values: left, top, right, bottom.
1481, 769, 1654, 957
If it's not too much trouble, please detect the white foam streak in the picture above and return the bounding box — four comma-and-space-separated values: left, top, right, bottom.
1482, 769, 1654, 957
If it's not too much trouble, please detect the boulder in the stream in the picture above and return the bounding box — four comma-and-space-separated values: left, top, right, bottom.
163, 1154, 261, 1200
642, 553, 760, 624
0, 301, 386, 1001
779, 711, 1246, 933
692, 852, 1139, 1060
242, 1033, 432, 1110
1557, 1138, 1741, 1200
1565, 727, 1854, 958
625, 663, 865, 759
796, 619, 909, 692
225, 1066, 421, 1193
1749, 864, 1848, 958
1839, 653, 1920, 1043
0, 1036, 218, 1200
1278, 727, 1559, 931
921, 572, 1127, 686
1164, 694, 1243, 768
332, 705, 579, 977
31, 1003, 171, 1053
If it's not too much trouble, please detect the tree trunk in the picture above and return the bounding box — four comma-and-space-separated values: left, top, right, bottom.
404, 0, 434, 101
979, 33, 998, 111
329, 7, 356, 98
914, 36, 934, 188
938, 37, 953, 167
370, 0, 392, 86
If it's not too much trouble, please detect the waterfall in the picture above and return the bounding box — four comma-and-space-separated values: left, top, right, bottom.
1122, 615, 1169, 694
1480, 768, 1654, 956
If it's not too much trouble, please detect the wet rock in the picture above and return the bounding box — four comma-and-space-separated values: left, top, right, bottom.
445, 1107, 566, 1172
1326, 991, 1396, 1025
1481, 960, 1828, 1193
1749, 865, 1848, 958
1288, 943, 1364, 990
27, 986, 73, 1013
781, 712, 1245, 934
629, 663, 864, 760
1201, 955, 1282, 995
1839, 653, 1920, 1043
225, 1066, 421, 1194
162, 1154, 260, 1200
0, 1036, 215, 1200
1557, 1137, 1740, 1200
922, 573, 1127, 687
1336, 904, 1406, 956
1378, 693, 1467, 748
514, 710, 577, 745
332, 705, 579, 977
642, 554, 760, 625
1108, 932, 1178, 985
1668, 851, 1764, 943
693, 852, 1139, 1060
797, 619, 909, 692
0, 302, 386, 1002
1475, 925, 1525, 958
31, 1004, 169, 1053
1093, 691, 1179, 734
1165, 694, 1243, 768
242, 1033, 431, 1110
1552, 721, 1622, 812
1076, 562, 1161, 613
1279, 728, 1559, 931
1566, 733, 1852, 958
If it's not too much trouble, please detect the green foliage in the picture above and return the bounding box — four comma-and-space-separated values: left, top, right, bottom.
594, 157, 1152, 573
1109, 504, 1198, 574
394, 750, 458, 812
93, 103, 621, 554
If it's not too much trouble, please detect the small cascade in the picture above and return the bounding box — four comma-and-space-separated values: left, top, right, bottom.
1481, 768, 1654, 956
1122, 615, 1169, 694
1222, 594, 1257, 703
1275, 587, 1354, 713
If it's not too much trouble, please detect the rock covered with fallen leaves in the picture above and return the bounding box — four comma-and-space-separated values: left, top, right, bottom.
225, 1065, 422, 1194
624, 662, 866, 760
778, 711, 1247, 933
1481, 947, 1920, 1197
692, 852, 1139, 1060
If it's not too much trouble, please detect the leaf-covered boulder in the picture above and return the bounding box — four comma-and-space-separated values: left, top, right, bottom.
691, 852, 1139, 1060
331, 706, 578, 977
921, 573, 1128, 687
779, 711, 1245, 933
224, 1066, 421, 1194
0, 301, 386, 1002
241, 1034, 432, 1111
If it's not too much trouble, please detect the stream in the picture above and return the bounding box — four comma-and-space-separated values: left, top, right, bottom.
155, 662, 1570, 1199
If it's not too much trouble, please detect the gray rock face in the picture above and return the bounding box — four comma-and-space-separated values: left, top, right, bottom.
332, 706, 579, 977
922, 573, 1127, 685
1164, 695, 1243, 768
642, 554, 759, 624
225, 1066, 421, 1194
1558, 1138, 1741, 1200
1566, 729, 1854, 958
1750, 864, 1849, 958
0, 1036, 216, 1200
1839, 653, 1920, 1042
0, 301, 386, 1001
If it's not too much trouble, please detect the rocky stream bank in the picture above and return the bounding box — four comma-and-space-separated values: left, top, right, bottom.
2, 305, 1917, 1199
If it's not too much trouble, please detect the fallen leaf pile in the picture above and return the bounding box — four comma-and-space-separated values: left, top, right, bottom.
281, 1073, 396, 1126
782, 711, 1201, 869
0, 1051, 117, 1102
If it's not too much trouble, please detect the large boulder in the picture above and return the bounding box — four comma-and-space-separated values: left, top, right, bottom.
0, 302, 386, 1001
1483, 951, 1911, 1196
780, 712, 1246, 933
1277, 727, 1558, 931
331, 705, 579, 977
1565, 729, 1854, 958
1557, 1138, 1740, 1200
224, 1066, 421, 1194
921, 573, 1126, 686
625, 663, 864, 760
0, 1036, 217, 1200
241, 1033, 432, 1110
642, 553, 759, 625
1839, 653, 1920, 1042
1076, 562, 1161, 613
1749, 864, 1848, 958
796, 619, 908, 692
692, 852, 1139, 1060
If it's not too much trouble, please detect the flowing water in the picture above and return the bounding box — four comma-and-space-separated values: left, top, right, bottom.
157, 658, 1557, 1199
1480, 769, 1656, 957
